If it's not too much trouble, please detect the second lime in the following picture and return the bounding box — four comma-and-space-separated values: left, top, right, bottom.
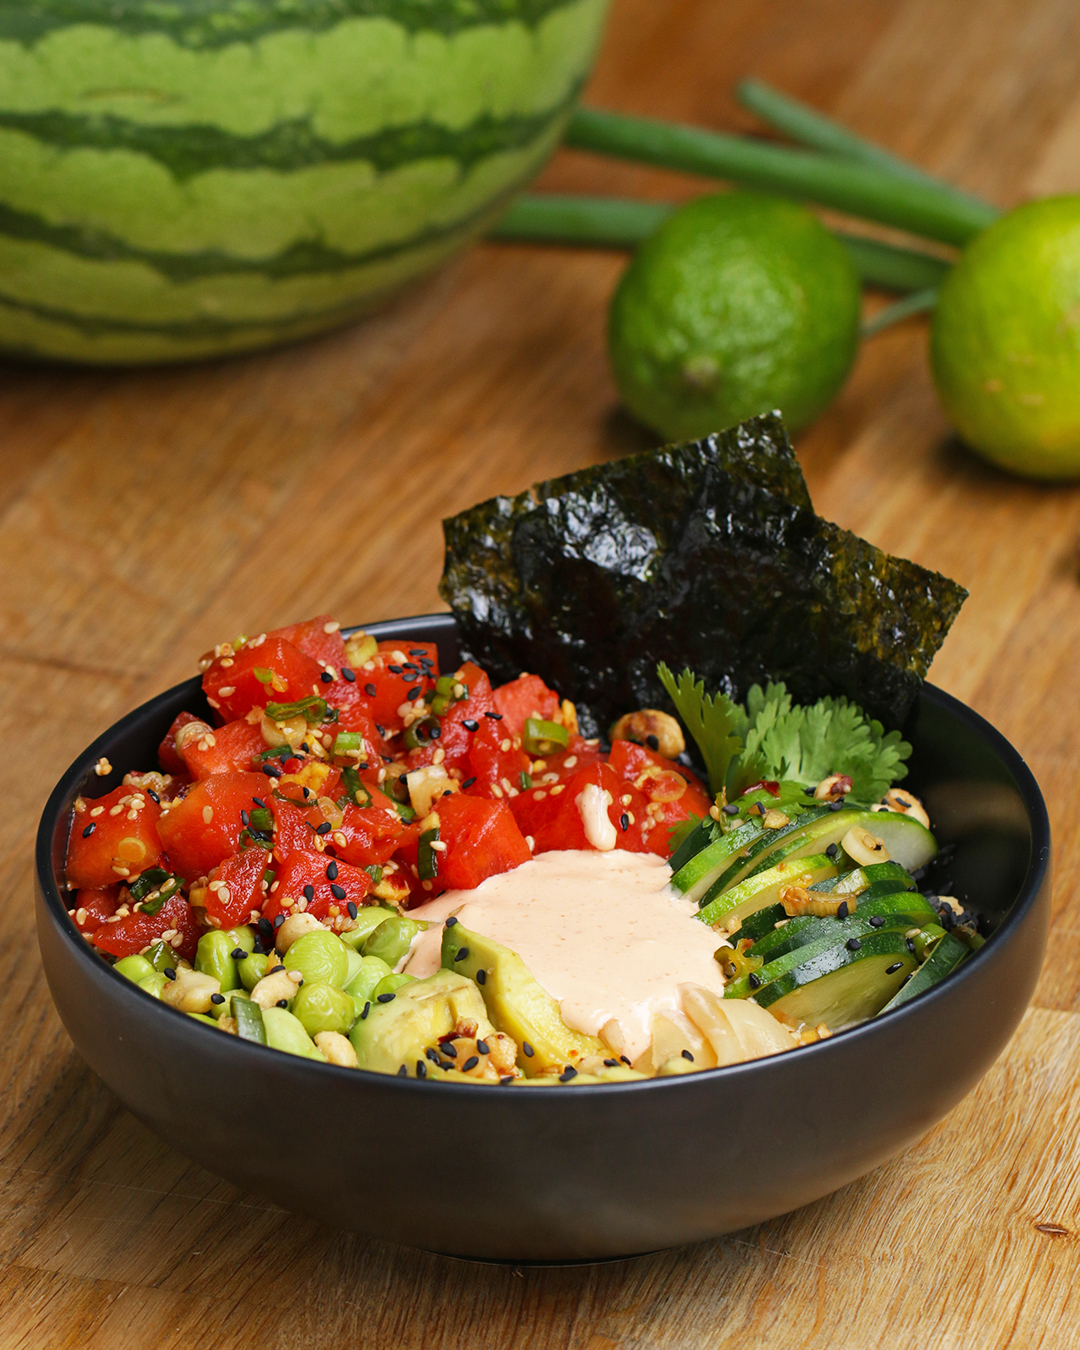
608, 192, 861, 441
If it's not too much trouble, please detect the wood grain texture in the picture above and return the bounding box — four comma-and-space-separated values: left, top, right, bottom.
3, 0, 1080, 1344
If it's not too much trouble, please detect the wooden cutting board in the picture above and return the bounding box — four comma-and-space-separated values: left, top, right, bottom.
3, 0, 1080, 1344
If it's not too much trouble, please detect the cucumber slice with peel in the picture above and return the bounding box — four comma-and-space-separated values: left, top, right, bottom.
881, 933, 970, 1010
699, 853, 838, 930
703, 805, 839, 894
764, 934, 919, 1029
747, 894, 937, 963
671, 819, 762, 905
741, 808, 937, 883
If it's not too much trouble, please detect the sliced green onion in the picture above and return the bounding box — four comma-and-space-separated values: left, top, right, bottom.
418, 828, 440, 881
341, 765, 373, 808
403, 716, 441, 751
266, 695, 330, 725
253, 667, 275, 686
248, 807, 273, 832
332, 731, 365, 757
365, 864, 384, 887
234, 997, 267, 1044
377, 783, 416, 822
522, 718, 569, 756
128, 867, 174, 903
519, 771, 533, 791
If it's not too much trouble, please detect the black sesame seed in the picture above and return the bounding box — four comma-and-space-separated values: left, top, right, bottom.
462, 1056, 479, 1071
619, 813, 629, 831
377, 992, 396, 1003
342, 668, 356, 683
376, 727, 387, 739
829, 800, 844, 812
603, 1058, 618, 1068
476, 968, 486, 985
484, 711, 503, 720
425, 1047, 440, 1063
500, 1075, 515, 1085
429, 725, 441, 739
559, 1067, 577, 1082
522, 1042, 535, 1057
164, 967, 176, 980
453, 947, 470, 962
407, 687, 422, 700
276, 998, 288, 1007
147, 789, 161, 804
316, 821, 332, 835
273, 913, 285, 928
347, 901, 358, 919
476, 1039, 490, 1055
210, 993, 225, 1005
681, 1049, 694, 1061
461, 777, 477, 790
907, 938, 917, 952
262, 765, 283, 778
326, 860, 339, 880
231, 948, 247, 960
330, 883, 346, 900
387, 664, 403, 674
81, 822, 96, 837
397, 1064, 408, 1076
416, 1060, 427, 1078
300, 743, 310, 755
804, 786, 816, 795
252, 796, 267, 808
846, 937, 862, 951
723, 804, 740, 816
302, 787, 311, 799
825, 843, 839, 859
646, 734, 660, 751
360, 1001, 370, 1019
886, 961, 903, 974
320, 671, 334, 684
240, 809, 250, 827
441, 1043, 457, 1057
258, 917, 273, 937
365, 683, 377, 697
462, 719, 479, 732
445, 916, 459, 928
620, 1056, 632, 1066
303, 884, 314, 901
869, 915, 886, 928
837, 901, 849, 920
409, 648, 427, 657
748, 972, 762, 989
402, 671, 418, 683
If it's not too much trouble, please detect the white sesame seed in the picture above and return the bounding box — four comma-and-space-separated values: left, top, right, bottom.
202, 806, 213, 824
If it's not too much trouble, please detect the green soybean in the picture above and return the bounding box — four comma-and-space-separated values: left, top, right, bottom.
261, 1006, 327, 1061
195, 930, 240, 992
223, 924, 256, 954
372, 972, 415, 1000
284, 931, 350, 988
114, 954, 156, 984
361, 915, 426, 968
344, 954, 394, 1008
238, 952, 269, 991
339, 906, 398, 949
291, 981, 356, 1038
137, 972, 168, 999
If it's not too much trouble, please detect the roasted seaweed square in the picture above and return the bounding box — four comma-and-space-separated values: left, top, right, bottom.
440, 414, 966, 736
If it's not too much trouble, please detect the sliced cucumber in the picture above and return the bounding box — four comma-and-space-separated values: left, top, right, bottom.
705, 805, 839, 893
729, 902, 787, 945
668, 816, 720, 876
671, 819, 761, 905
747, 893, 937, 963
881, 933, 970, 1011
734, 808, 936, 886
699, 853, 838, 931
765, 934, 919, 1029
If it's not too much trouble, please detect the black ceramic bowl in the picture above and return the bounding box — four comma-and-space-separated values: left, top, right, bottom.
36, 613, 1051, 1262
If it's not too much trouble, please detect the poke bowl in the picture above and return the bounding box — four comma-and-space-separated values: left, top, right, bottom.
35, 607, 1050, 1262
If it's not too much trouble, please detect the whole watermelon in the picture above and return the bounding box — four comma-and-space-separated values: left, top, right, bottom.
0, 0, 608, 364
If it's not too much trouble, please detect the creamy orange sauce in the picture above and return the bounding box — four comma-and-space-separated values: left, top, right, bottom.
404, 849, 726, 1063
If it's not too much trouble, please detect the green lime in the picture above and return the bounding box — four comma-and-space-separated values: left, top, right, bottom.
608, 192, 861, 441
931, 196, 1080, 480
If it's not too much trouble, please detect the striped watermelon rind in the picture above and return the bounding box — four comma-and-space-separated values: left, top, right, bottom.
0, 0, 608, 363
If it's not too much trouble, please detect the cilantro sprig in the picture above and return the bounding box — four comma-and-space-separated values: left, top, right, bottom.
658, 664, 911, 803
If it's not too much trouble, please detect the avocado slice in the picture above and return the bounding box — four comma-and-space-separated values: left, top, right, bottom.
349, 969, 496, 1077
441, 924, 606, 1076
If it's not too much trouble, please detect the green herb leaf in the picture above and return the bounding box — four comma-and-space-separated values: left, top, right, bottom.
657, 663, 747, 797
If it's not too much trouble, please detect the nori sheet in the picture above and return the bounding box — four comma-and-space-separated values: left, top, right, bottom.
439, 413, 966, 735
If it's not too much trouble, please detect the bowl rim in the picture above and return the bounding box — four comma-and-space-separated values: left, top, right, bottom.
35, 610, 1052, 1096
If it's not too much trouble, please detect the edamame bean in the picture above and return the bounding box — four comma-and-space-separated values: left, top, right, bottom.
261, 1006, 327, 1061
361, 915, 426, 968
339, 907, 398, 949
238, 952, 269, 991
114, 954, 156, 984
291, 982, 356, 1038
195, 930, 241, 992
371, 972, 415, 1000
285, 931, 350, 988
223, 924, 256, 954
344, 954, 393, 1008
137, 972, 168, 999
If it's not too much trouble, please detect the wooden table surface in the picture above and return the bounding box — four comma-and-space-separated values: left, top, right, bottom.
4, 0, 1080, 1344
